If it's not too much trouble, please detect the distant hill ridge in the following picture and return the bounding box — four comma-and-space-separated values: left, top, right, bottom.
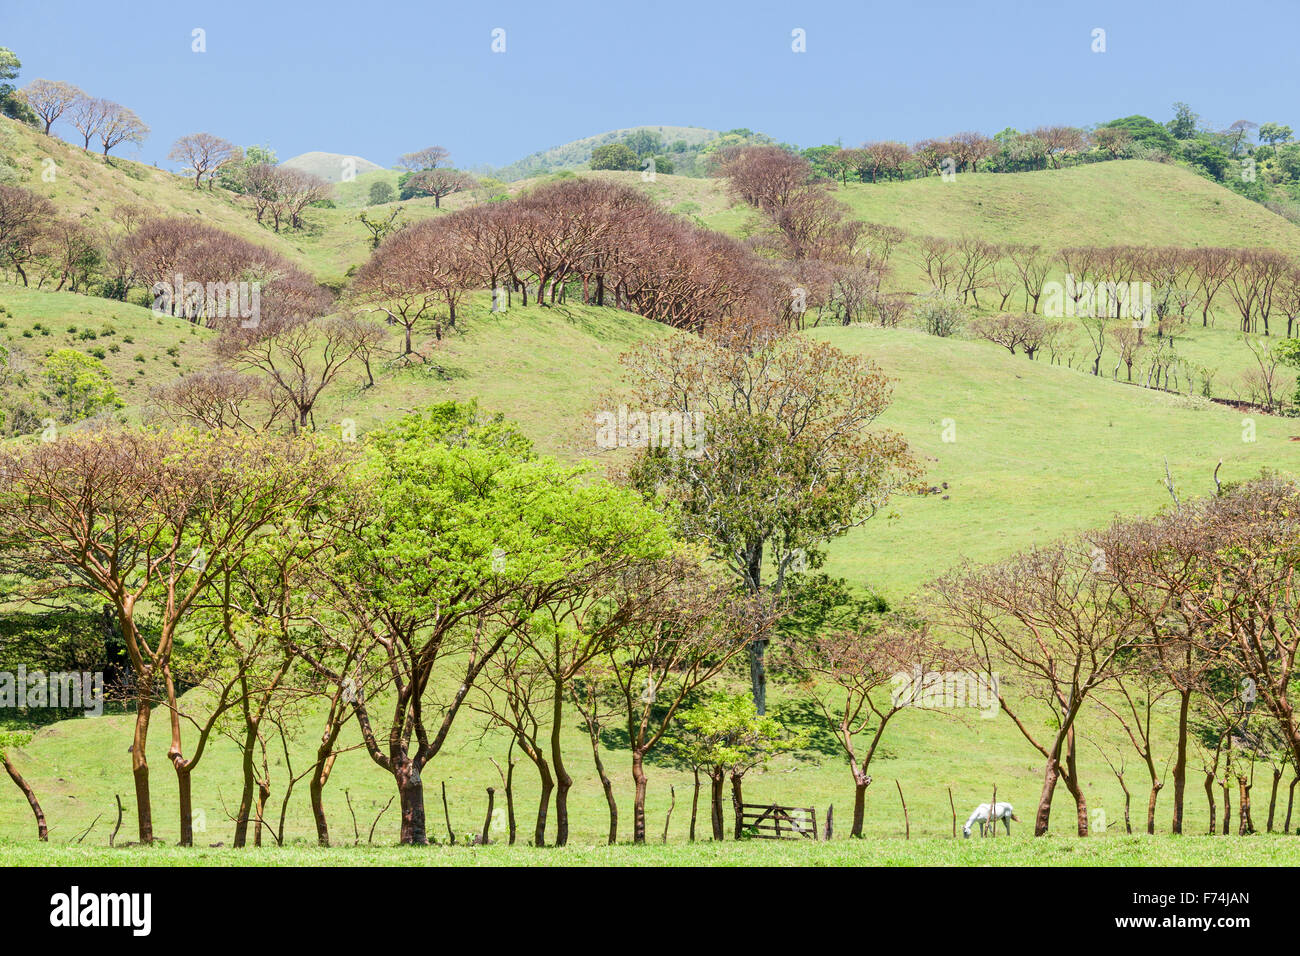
487, 125, 720, 181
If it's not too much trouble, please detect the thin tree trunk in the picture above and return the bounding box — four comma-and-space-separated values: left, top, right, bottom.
310, 717, 343, 847
631, 749, 649, 844
2, 752, 48, 841
1172, 687, 1190, 834
730, 773, 744, 839
895, 780, 910, 839
689, 768, 700, 842
550, 680, 571, 846
1267, 769, 1281, 833
131, 688, 153, 844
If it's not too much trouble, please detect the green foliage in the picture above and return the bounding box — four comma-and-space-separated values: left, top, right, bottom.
1274, 338, 1300, 403
351, 401, 672, 624
42, 348, 121, 421
621, 129, 663, 158
368, 180, 395, 204
1102, 115, 1177, 152
912, 293, 967, 337
673, 692, 804, 775
590, 143, 641, 171
1167, 102, 1200, 140
215, 143, 278, 193
1181, 135, 1234, 181
1258, 122, 1293, 147
0, 47, 37, 126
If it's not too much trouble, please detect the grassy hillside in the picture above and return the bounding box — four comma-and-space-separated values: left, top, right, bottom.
704, 160, 1300, 255
814, 324, 1299, 599
0, 117, 437, 284
0, 285, 212, 426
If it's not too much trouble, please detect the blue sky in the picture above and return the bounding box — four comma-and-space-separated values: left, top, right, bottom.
3, 0, 1297, 171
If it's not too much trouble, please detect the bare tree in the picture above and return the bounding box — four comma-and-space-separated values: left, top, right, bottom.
96, 101, 149, 157
23, 79, 82, 134
168, 133, 240, 189
935, 538, 1142, 836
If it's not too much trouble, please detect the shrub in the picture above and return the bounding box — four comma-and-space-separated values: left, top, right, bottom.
912, 293, 967, 337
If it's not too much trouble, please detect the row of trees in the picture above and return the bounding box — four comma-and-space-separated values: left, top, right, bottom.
352, 177, 786, 339
0, 309, 937, 846
22, 77, 149, 156
936, 477, 1300, 838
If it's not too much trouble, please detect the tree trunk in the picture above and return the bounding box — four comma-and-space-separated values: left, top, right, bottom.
234, 711, 259, 847
1238, 775, 1254, 835
550, 681, 571, 847
851, 773, 869, 838
689, 768, 700, 842
1034, 751, 1062, 836
532, 756, 554, 847
1204, 772, 1217, 835
131, 687, 153, 844
748, 639, 768, 716
709, 771, 725, 841
631, 748, 649, 844
591, 748, 617, 846
730, 773, 744, 839
175, 764, 194, 847
2, 752, 48, 841
1267, 769, 1281, 833
1171, 687, 1190, 834
1146, 782, 1162, 835
395, 759, 427, 845
505, 754, 517, 845
310, 719, 343, 847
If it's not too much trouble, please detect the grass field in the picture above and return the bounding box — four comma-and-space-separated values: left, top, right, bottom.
3, 836, 1297, 867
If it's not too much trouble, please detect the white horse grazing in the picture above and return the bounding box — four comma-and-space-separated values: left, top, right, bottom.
963, 802, 1018, 838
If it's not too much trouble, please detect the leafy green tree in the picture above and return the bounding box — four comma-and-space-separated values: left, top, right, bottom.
1168, 102, 1200, 140
1182, 136, 1232, 181
216, 144, 278, 192
622, 129, 664, 158
673, 693, 803, 839
1273, 338, 1300, 404
589, 143, 640, 171
0, 48, 38, 125
42, 348, 120, 421
314, 402, 672, 844
622, 331, 920, 714
368, 180, 395, 204
1258, 122, 1294, 147
1101, 115, 1176, 152
653, 155, 673, 175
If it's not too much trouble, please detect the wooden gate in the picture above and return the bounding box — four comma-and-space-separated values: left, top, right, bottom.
740, 803, 818, 840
